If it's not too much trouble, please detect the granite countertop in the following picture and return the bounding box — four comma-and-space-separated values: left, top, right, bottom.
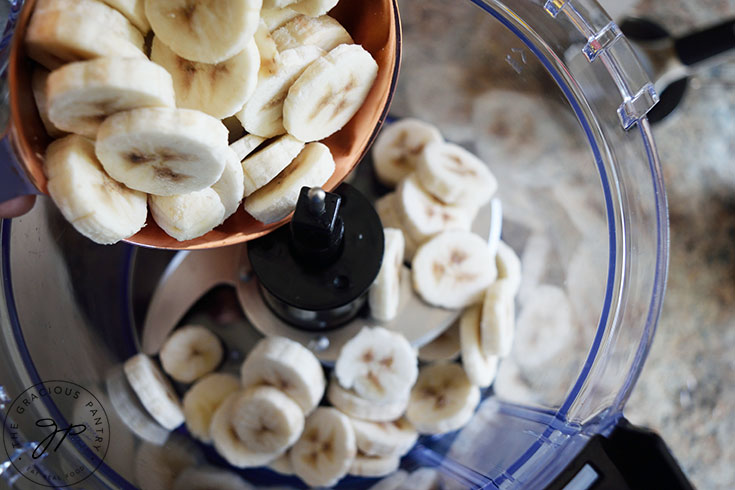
617, 2, 735, 489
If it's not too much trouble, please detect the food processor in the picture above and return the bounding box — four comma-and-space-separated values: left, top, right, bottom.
0, 0, 695, 488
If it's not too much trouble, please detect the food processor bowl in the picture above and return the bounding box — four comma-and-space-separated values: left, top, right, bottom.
0, 0, 668, 488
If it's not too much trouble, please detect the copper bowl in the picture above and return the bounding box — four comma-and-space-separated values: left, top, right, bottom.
8, 0, 401, 249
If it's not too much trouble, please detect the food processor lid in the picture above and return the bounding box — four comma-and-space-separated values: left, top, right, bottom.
0, 0, 671, 489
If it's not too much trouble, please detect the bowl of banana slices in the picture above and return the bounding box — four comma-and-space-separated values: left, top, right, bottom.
7, 0, 400, 249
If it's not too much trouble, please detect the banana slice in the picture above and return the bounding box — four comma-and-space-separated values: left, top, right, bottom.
375, 193, 418, 262
212, 148, 246, 220
236, 45, 324, 138
95, 107, 229, 196
261, 7, 301, 31
47, 57, 176, 139
460, 305, 500, 388
173, 467, 253, 490
25, 0, 145, 70
149, 188, 226, 242
369, 228, 405, 322
397, 175, 476, 245
412, 231, 497, 309
349, 453, 401, 478
368, 470, 409, 490
289, 407, 357, 487
272, 14, 353, 52
159, 325, 223, 383
372, 119, 443, 188
263, 0, 299, 9
350, 417, 418, 458
335, 326, 418, 403
32, 68, 65, 138
210, 393, 282, 468
255, 20, 281, 78
241, 134, 305, 196
182, 372, 240, 443
496, 241, 522, 296
243, 141, 335, 224
480, 279, 516, 359
416, 141, 498, 207
240, 336, 325, 414
100, 0, 149, 33
145, 0, 261, 64
418, 322, 461, 362
151, 37, 260, 119
283, 44, 378, 142
43, 134, 147, 245
406, 362, 480, 435
123, 353, 184, 430
291, 0, 339, 17
327, 378, 408, 422
134, 439, 197, 490
268, 452, 294, 475
231, 386, 305, 453
230, 134, 266, 161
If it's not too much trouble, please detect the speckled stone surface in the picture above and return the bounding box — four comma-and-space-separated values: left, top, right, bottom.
619, 2, 735, 489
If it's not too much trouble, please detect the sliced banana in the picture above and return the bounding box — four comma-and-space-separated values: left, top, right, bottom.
151, 37, 259, 119
210, 393, 282, 468
418, 322, 461, 362
134, 439, 197, 490
230, 134, 266, 161
231, 386, 305, 453
123, 353, 184, 430
149, 188, 226, 242
496, 240, 522, 296
375, 193, 418, 262
368, 470, 409, 490
263, 0, 299, 9
240, 336, 325, 414
100, 0, 149, 33
397, 174, 476, 245
350, 417, 418, 458
368, 228, 405, 322
291, 0, 339, 17
327, 378, 408, 422
25, 0, 145, 70
267, 452, 294, 475
349, 453, 401, 478
243, 141, 335, 224
212, 148, 246, 220
480, 279, 516, 358
289, 407, 357, 488
335, 326, 418, 403
261, 7, 301, 31
460, 305, 500, 388
236, 45, 324, 138
372, 119, 443, 188
283, 43, 378, 142
182, 372, 240, 443
254, 20, 281, 78
406, 362, 480, 435
272, 14, 353, 52
145, 0, 261, 64
241, 134, 305, 196
43, 134, 147, 245
412, 231, 497, 309
159, 325, 223, 383
95, 107, 229, 196
416, 141, 497, 207
47, 57, 175, 139
173, 467, 254, 490
32, 68, 65, 138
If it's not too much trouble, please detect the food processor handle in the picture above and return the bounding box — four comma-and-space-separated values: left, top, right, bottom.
546, 418, 694, 490
674, 19, 735, 66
